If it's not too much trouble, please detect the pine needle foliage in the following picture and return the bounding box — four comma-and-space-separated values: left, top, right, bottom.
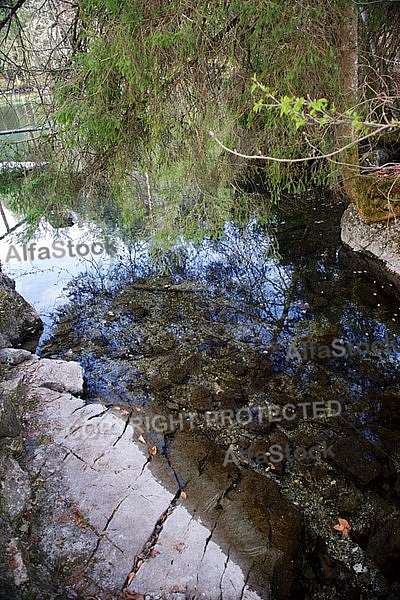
52, 0, 349, 238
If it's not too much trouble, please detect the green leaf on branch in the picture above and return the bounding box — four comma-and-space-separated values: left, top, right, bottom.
293, 97, 305, 112
253, 99, 264, 113
309, 98, 328, 116
319, 114, 330, 127
279, 95, 295, 117
295, 117, 307, 130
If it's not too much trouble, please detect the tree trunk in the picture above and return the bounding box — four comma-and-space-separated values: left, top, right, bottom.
339, 1, 359, 201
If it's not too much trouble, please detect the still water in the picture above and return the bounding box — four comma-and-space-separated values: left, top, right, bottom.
1, 189, 400, 596
0, 91, 46, 161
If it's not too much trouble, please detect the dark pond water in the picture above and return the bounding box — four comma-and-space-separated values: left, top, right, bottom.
2, 188, 400, 598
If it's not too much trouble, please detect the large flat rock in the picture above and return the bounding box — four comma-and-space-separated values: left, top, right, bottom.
341, 203, 400, 290
0, 351, 303, 599
25, 389, 271, 599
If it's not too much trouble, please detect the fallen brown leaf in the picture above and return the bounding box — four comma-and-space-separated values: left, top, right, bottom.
149, 549, 160, 557
72, 509, 88, 529
149, 446, 157, 456
214, 382, 224, 395
180, 490, 187, 500
333, 517, 350, 537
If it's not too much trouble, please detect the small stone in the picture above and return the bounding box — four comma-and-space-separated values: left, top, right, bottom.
0, 348, 35, 366
25, 359, 84, 396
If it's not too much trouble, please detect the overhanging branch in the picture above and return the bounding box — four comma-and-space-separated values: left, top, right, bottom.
209, 123, 399, 165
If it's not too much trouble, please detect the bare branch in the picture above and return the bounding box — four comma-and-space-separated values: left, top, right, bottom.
209, 123, 399, 165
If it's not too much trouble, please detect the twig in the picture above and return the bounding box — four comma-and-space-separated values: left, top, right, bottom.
209, 123, 398, 164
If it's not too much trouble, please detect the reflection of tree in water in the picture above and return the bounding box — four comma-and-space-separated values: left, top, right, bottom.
40, 194, 400, 598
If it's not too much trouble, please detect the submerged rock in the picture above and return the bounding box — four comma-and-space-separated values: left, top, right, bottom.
0, 343, 308, 599
329, 437, 386, 487
367, 517, 400, 582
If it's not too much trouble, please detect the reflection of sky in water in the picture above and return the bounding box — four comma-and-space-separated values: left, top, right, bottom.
3, 201, 399, 483
0, 207, 119, 345
1, 205, 400, 369
340, 304, 400, 366
182, 222, 292, 327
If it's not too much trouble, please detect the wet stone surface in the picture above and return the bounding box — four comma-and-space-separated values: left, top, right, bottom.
0, 349, 307, 599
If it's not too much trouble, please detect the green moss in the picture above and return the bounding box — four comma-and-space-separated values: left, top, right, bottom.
353, 169, 400, 222
0, 288, 16, 330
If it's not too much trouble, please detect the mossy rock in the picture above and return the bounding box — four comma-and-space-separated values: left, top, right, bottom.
353, 165, 400, 222
0, 283, 43, 350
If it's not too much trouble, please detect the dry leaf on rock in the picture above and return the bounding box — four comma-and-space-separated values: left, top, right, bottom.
214, 382, 224, 395
333, 517, 350, 537
149, 446, 157, 456
72, 509, 88, 529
